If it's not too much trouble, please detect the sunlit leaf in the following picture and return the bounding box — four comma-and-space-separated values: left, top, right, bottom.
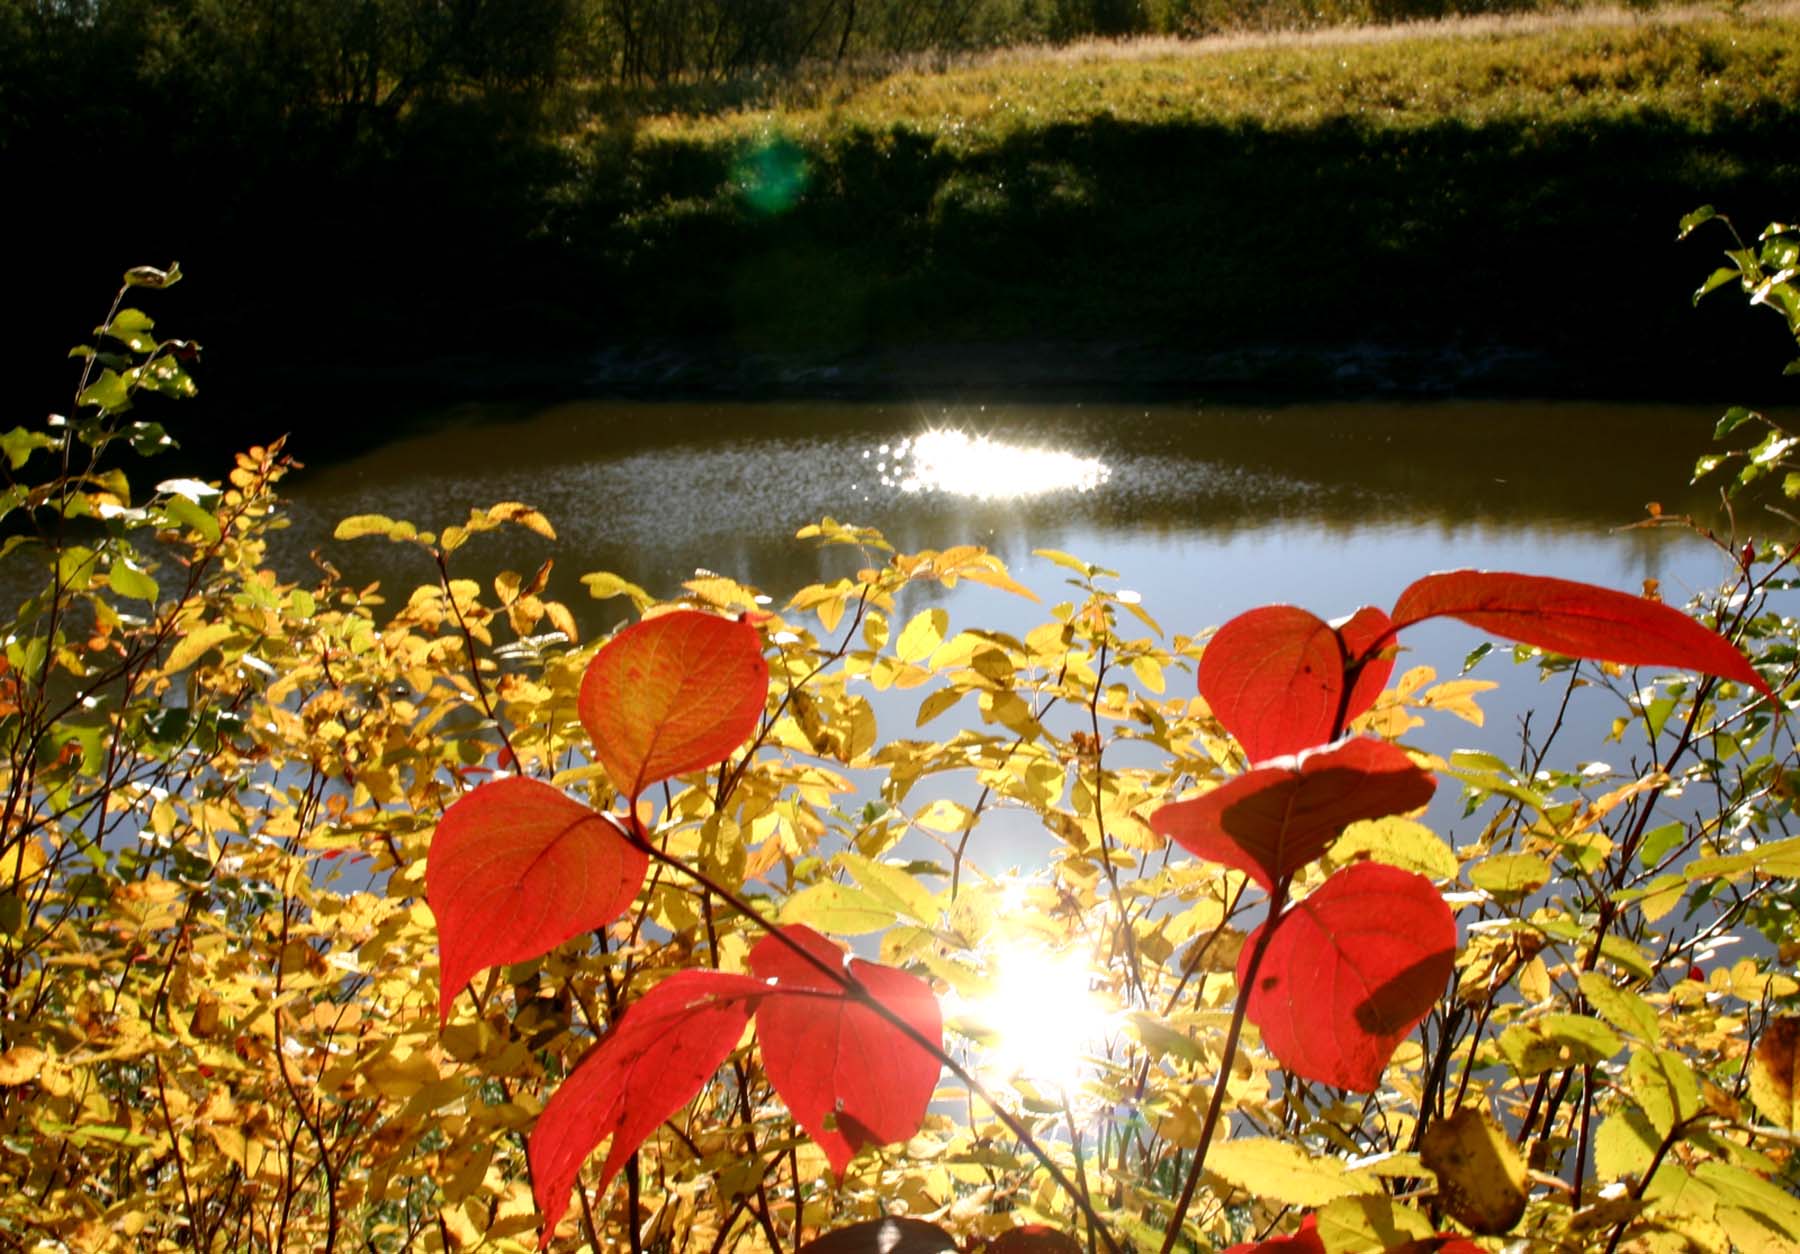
529, 969, 765, 1242
749, 925, 942, 1176
427, 777, 648, 1023
579, 609, 769, 800
1152, 738, 1435, 893
1418, 1107, 1527, 1235
1750, 1016, 1800, 1129
1198, 605, 1395, 762
1206, 1137, 1379, 1207
1241, 863, 1455, 1091
1390, 570, 1770, 697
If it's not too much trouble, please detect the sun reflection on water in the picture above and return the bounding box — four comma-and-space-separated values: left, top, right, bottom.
865, 429, 1111, 500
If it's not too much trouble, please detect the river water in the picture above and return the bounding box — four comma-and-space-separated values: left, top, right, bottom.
281, 397, 1741, 633
272, 396, 1766, 860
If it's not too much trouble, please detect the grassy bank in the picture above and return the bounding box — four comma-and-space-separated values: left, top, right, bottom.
555, 10, 1800, 383
13, 7, 1800, 453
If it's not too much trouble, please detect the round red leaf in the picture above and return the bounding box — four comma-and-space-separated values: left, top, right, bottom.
1240, 863, 1456, 1091
427, 776, 648, 1024
579, 609, 770, 801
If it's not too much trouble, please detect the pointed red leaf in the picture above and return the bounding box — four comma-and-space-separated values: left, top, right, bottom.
798, 1219, 960, 1254
1391, 570, 1769, 697
1199, 605, 1396, 763
427, 776, 648, 1024
529, 969, 766, 1244
749, 925, 943, 1176
1150, 738, 1434, 893
1240, 863, 1456, 1091
579, 609, 770, 801
1223, 1214, 1326, 1254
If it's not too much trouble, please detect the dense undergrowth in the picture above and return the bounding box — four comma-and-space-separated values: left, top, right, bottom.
2, 226, 1800, 1251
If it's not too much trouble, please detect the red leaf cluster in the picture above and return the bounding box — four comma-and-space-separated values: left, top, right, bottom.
1150, 738, 1434, 892
1240, 863, 1456, 1091
530, 925, 943, 1244
1201, 569, 1768, 762
427, 609, 768, 1019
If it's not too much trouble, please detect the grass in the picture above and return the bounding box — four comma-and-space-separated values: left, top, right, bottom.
518, 7, 1799, 398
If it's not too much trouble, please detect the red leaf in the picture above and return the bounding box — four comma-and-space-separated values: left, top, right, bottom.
798, 1218, 960, 1254
579, 609, 770, 801
1391, 1240, 1486, 1254
1199, 605, 1396, 763
427, 776, 648, 1024
1240, 863, 1456, 1091
1391, 570, 1769, 697
987, 1226, 1084, 1253
749, 925, 944, 1176
529, 969, 766, 1244
1150, 738, 1435, 893
1222, 1214, 1326, 1254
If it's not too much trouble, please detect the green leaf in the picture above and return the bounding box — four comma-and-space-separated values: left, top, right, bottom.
1579, 973, 1658, 1042
777, 881, 896, 935
1695, 267, 1743, 304
107, 560, 159, 603
1714, 406, 1758, 439
1677, 205, 1717, 238
104, 308, 156, 352
164, 495, 220, 543
1687, 834, 1800, 882
1695, 1161, 1800, 1237
77, 369, 130, 413
1630, 1047, 1701, 1136
838, 852, 940, 925
1594, 1105, 1661, 1181
1469, 853, 1550, 900
1693, 452, 1729, 482
1332, 816, 1458, 880
1498, 1013, 1623, 1076
0, 427, 59, 470
123, 263, 181, 288
1638, 821, 1686, 869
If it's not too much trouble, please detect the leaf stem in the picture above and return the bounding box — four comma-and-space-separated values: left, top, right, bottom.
1156, 877, 1289, 1254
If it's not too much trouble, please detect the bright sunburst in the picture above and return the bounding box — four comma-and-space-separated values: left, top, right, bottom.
958, 939, 1115, 1092
866, 429, 1110, 500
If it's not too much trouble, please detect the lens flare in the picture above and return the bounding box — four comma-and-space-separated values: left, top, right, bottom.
957, 940, 1114, 1092
870, 430, 1110, 500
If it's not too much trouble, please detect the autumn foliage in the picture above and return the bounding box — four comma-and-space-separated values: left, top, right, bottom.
3, 269, 1800, 1254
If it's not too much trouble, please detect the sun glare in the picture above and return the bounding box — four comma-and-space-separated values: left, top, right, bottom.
866, 429, 1111, 500
960, 941, 1114, 1092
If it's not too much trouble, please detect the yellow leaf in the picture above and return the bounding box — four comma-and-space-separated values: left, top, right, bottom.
778, 881, 896, 935
486, 501, 556, 540
1205, 1137, 1379, 1208
1419, 1107, 1527, 1235
0, 838, 48, 885
1333, 817, 1458, 880
1418, 678, 1498, 726
1749, 1016, 1800, 1130
0, 1046, 45, 1085
897, 608, 948, 663
160, 622, 236, 676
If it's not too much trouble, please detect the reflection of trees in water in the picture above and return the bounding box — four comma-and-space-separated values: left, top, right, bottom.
273, 398, 1741, 634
